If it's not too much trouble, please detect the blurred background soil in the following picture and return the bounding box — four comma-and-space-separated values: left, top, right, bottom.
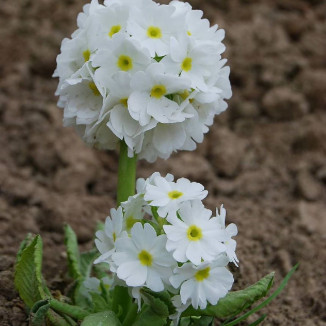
1, 0, 326, 325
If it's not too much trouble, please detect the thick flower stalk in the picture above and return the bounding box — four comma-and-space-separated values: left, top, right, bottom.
94, 173, 239, 323
53, 0, 232, 162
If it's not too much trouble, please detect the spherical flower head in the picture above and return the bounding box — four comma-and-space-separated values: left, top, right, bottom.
164, 200, 228, 265
112, 222, 176, 292
54, 0, 232, 162
169, 255, 234, 309
94, 207, 128, 264
144, 176, 208, 219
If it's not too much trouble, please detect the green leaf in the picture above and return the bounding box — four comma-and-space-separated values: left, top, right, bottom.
80, 249, 99, 278
112, 286, 131, 320
90, 292, 110, 313
180, 317, 192, 326
143, 294, 169, 317
46, 309, 73, 326
14, 235, 48, 308
222, 264, 299, 326
49, 298, 91, 320
69, 280, 91, 308
132, 305, 167, 326
141, 288, 175, 315
183, 272, 274, 319
81, 311, 122, 326
16, 233, 33, 263
30, 300, 50, 326
64, 225, 82, 280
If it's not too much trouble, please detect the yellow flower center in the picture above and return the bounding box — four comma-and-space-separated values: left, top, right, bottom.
117, 55, 133, 71
147, 26, 162, 39
120, 98, 128, 108
88, 82, 100, 96
138, 250, 153, 266
112, 232, 117, 242
109, 25, 121, 37
150, 85, 167, 99
181, 57, 192, 72
125, 215, 137, 230
195, 267, 210, 282
187, 31, 192, 36
179, 90, 190, 100
168, 190, 183, 200
187, 225, 203, 241
83, 49, 91, 62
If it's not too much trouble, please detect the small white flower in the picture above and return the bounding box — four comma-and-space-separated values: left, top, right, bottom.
138, 123, 188, 162
83, 114, 120, 151
128, 63, 192, 126
162, 36, 222, 91
90, 4, 130, 48
121, 194, 145, 231
144, 176, 208, 219
99, 71, 156, 152
136, 172, 174, 195
215, 205, 239, 266
127, 2, 182, 56
59, 66, 105, 128
169, 256, 234, 309
170, 1, 225, 44
76, 0, 104, 32
112, 222, 175, 292
54, 26, 99, 84
164, 201, 227, 265
94, 207, 128, 264
93, 37, 151, 81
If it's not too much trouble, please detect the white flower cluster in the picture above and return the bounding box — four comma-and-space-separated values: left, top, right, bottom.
94, 173, 239, 317
54, 0, 232, 162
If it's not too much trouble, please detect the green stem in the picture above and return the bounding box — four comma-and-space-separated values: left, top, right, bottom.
117, 141, 137, 205
113, 142, 137, 322
122, 301, 138, 326
49, 299, 90, 320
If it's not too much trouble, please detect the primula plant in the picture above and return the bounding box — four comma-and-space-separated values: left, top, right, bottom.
14, 0, 297, 325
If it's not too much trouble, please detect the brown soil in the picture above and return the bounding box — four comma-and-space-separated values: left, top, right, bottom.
1, 0, 326, 325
